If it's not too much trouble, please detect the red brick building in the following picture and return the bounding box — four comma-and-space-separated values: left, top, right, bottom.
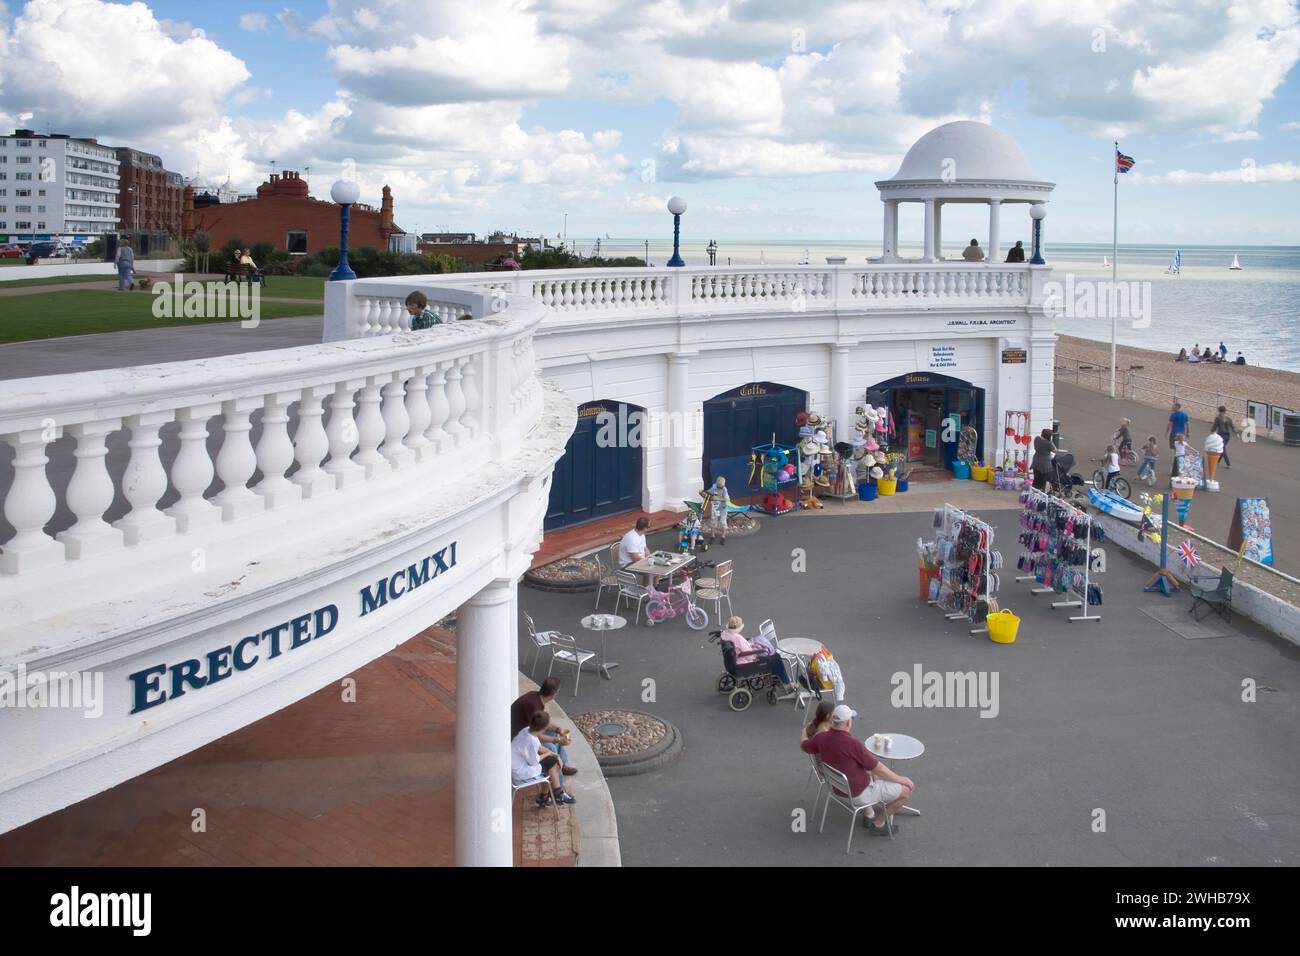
114, 147, 184, 237
182, 170, 399, 255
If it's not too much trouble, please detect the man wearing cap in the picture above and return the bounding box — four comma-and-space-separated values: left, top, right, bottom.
801, 705, 915, 835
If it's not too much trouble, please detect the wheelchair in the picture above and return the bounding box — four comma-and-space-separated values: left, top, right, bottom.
710, 630, 789, 711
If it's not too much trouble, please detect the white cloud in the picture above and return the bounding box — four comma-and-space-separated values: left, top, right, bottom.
233, 85, 274, 105
239, 13, 270, 33
277, 8, 342, 40
1135, 162, 1300, 185
1282, 121, 1300, 131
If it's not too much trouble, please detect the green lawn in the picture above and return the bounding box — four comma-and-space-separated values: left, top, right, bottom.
0, 273, 113, 288
0, 290, 320, 343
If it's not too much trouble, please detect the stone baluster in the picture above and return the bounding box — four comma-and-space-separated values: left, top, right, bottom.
166, 404, 223, 533
56, 419, 126, 559
254, 391, 302, 509
359, 297, 375, 336
404, 368, 433, 461
292, 385, 335, 498
114, 411, 178, 545
444, 359, 469, 445
212, 397, 264, 520
459, 355, 481, 438
0, 429, 65, 572
323, 380, 365, 488
425, 363, 453, 451
379, 370, 413, 470
353, 376, 391, 479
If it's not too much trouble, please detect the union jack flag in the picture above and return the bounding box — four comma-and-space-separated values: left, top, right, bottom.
1176, 540, 1200, 568
1116, 150, 1136, 174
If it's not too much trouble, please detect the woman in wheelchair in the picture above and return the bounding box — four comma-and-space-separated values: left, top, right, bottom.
720, 616, 793, 688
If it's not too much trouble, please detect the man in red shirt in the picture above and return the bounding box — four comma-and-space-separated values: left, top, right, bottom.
801, 705, 914, 835
510, 677, 577, 776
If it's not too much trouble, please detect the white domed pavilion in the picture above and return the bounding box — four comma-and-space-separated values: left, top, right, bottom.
875, 120, 1054, 263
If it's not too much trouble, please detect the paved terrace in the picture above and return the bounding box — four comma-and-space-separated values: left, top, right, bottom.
519, 498, 1300, 866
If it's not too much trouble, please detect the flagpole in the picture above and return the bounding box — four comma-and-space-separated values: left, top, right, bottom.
1110, 141, 1119, 398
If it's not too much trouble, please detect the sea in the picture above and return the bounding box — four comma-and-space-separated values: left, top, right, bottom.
570, 238, 1300, 373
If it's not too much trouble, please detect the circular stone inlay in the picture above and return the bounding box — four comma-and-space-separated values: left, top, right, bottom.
522, 554, 603, 592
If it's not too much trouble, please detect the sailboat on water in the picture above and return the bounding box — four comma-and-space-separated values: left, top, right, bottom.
1102, 255, 1110, 268
1165, 250, 1181, 275
797, 249, 810, 265
1229, 254, 1243, 270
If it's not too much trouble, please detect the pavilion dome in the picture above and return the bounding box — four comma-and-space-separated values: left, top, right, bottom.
888, 121, 1043, 183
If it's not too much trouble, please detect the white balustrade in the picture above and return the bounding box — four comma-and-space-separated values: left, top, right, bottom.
0, 300, 546, 579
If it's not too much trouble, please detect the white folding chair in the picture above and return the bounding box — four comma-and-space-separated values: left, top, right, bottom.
593, 544, 621, 611
804, 753, 831, 819
546, 633, 598, 696
522, 611, 567, 677
512, 775, 560, 821
819, 763, 892, 853
614, 570, 650, 624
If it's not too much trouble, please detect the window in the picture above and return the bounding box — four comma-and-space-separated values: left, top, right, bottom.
38, 141, 46, 148
287, 230, 308, 254
0, 156, 7, 163
16, 156, 32, 164
16, 173, 32, 180
15, 189, 29, 197
0, 206, 6, 213
16, 139, 31, 147
15, 205, 30, 212
16, 220, 31, 228
36, 221, 45, 229
37, 189, 44, 197
36, 205, 45, 213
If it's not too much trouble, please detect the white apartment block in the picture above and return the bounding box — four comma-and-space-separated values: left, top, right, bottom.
0, 130, 120, 243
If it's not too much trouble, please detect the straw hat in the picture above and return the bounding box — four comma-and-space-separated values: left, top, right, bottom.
870, 466, 884, 479
806, 412, 824, 427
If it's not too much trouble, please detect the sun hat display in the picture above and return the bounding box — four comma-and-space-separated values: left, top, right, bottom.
806, 412, 824, 427
795, 411, 810, 427
870, 466, 884, 479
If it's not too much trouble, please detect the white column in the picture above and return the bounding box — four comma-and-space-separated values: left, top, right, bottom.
922, 199, 936, 262
881, 201, 897, 261
988, 200, 1002, 265
665, 352, 694, 506
456, 577, 516, 868
829, 344, 851, 436
933, 201, 943, 261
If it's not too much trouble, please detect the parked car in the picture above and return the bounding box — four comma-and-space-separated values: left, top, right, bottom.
24, 241, 69, 265
0, 244, 24, 259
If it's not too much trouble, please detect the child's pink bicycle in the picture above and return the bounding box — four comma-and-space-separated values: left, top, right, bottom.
644, 575, 709, 629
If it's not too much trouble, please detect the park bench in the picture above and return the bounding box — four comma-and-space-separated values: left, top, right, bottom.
1188, 567, 1233, 622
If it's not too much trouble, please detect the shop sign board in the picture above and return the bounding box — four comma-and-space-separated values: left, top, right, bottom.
927, 345, 958, 370
1001, 347, 1027, 364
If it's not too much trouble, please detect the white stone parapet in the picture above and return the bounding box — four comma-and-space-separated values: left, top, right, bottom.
324, 263, 1034, 340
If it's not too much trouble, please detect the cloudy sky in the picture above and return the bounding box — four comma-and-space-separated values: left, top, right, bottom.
1, 0, 1298, 246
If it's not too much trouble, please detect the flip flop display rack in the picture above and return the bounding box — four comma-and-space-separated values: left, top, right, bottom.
1014, 487, 1102, 623
922, 503, 1002, 636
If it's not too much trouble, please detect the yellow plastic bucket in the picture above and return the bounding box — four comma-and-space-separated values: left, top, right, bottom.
986, 610, 1020, 644
971, 464, 990, 482
877, 477, 898, 496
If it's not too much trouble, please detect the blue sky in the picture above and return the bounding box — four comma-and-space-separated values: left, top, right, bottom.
2, 0, 1298, 244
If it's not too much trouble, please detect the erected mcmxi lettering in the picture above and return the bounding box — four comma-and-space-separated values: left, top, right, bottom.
124, 540, 458, 715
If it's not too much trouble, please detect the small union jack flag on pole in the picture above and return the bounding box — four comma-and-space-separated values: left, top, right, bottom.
1116, 149, 1135, 174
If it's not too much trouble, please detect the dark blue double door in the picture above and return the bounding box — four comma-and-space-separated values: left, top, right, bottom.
545, 401, 644, 530
702, 382, 808, 487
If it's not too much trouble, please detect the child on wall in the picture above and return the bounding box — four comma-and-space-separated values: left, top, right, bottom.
405, 291, 441, 330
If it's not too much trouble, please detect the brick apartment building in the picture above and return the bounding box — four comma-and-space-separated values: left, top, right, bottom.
113, 147, 183, 240
183, 170, 399, 255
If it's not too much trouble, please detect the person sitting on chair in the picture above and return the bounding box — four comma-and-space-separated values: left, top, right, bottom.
721, 615, 792, 688
617, 516, 650, 567
801, 701, 834, 742
801, 705, 915, 836
511, 677, 577, 776
961, 238, 985, 261
511, 711, 576, 806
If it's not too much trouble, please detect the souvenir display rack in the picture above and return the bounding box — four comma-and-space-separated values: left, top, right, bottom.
923, 503, 1001, 636
1014, 486, 1102, 623
1002, 410, 1032, 475
750, 436, 800, 515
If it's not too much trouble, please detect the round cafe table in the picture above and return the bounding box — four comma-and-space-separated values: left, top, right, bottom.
776, 637, 832, 709
863, 732, 924, 817
580, 613, 626, 679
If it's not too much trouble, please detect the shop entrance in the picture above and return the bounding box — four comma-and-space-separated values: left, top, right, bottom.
544, 399, 644, 530
702, 382, 808, 489
867, 373, 984, 471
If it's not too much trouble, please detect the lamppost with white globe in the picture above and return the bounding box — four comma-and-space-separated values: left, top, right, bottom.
330, 179, 361, 281
666, 196, 687, 267
1029, 204, 1047, 266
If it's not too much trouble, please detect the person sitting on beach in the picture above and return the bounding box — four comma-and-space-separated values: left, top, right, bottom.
1004, 240, 1025, 263
405, 290, 441, 330
961, 238, 985, 261
1138, 437, 1159, 483
1176, 348, 1188, 362
1202, 347, 1214, 362
1235, 352, 1247, 366
1187, 349, 1200, 363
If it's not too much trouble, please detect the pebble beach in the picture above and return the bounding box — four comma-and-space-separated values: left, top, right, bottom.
1056, 334, 1300, 426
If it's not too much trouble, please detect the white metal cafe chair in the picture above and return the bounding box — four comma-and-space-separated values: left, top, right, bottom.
523, 611, 567, 677
695, 558, 731, 592
512, 775, 560, 821
819, 762, 893, 853
694, 562, 734, 624
614, 570, 650, 624
593, 544, 621, 611
546, 633, 598, 697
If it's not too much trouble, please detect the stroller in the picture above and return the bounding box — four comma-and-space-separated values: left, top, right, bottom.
710, 630, 793, 712
1048, 452, 1088, 501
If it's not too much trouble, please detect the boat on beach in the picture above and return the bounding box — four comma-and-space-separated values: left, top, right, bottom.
1089, 486, 1144, 522
1165, 250, 1181, 275
1102, 256, 1110, 268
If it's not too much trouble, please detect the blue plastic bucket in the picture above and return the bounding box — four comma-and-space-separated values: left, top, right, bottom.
952, 461, 971, 480
858, 483, 878, 501
897, 478, 909, 493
